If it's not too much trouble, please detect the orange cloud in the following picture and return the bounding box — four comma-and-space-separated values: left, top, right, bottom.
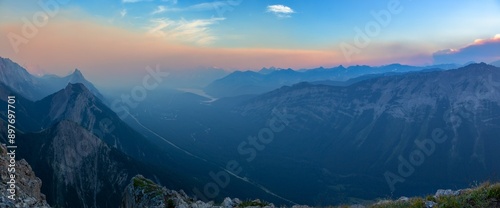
433, 34, 500, 64
0, 14, 344, 85
0, 7, 440, 87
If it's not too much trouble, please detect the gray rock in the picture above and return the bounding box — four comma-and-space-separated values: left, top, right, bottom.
434, 189, 459, 197
223, 197, 234, 208
374, 200, 392, 205
425, 201, 437, 208
0, 145, 51, 208
397, 196, 409, 202
265, 203, 276, 208
233, 198, 242, 205
457, 188, 472, 195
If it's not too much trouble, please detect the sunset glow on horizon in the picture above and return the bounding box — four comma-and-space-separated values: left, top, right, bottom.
0, 0, 499, 85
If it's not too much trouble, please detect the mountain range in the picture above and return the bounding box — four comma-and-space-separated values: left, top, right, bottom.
1, 56, 500, 207
204, 64, 460, 98
124, 62, 500, 205
0, 58, 283, 207
230, 63, 500, 204
0, 57, 103, 101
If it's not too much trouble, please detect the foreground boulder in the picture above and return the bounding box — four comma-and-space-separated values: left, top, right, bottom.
0, 144, 51, 208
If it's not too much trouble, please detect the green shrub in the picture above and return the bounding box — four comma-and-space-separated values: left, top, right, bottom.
487, 183, 500, 199
133, 176, 163, 196
166, 199, 175, 208
239, 200, 269, 207
425, 195, 436, 202
408, 198, 425, 208
368, 182, 500, 208
435, 195, 460, 208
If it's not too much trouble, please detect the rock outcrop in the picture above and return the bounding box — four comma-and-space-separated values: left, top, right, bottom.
121, 175, 278, 208
0, 144, 51, 207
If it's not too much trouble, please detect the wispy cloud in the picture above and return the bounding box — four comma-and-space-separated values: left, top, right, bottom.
152, 5, 167, 15
433, 34, 500, 64
188, 1, 228, 11
148, 17, 225, 45
266, 4, 294, 18
148, 1, 232, 13
162, 0, 178, 4
120, 9, 127, 17
122, 0, 152, 3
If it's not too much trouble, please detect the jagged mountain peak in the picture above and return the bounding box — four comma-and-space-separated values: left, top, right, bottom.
0, 57, 40, 100
0, 57, 28, 73
39, 83, 102, 130
52, 83, 97, 104
67, 68, 89, 84
0, 57, 30, 74
71, 68, 84, 78
61, 69, 104, 100
0, 56, 104, 101
63, 82, 92, 94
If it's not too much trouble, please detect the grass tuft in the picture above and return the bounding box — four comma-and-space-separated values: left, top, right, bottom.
368, 182, 500, 208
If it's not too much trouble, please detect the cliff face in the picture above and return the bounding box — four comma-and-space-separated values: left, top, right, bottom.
16, 120, 144, 208
0, 144, 51, 207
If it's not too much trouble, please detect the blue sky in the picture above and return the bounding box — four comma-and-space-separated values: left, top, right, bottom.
0, 0, 499, 81
72, 0, 500, 47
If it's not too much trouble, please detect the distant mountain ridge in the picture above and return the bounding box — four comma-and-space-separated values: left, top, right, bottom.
0, 57, 103, 101
205, 63, 460, 98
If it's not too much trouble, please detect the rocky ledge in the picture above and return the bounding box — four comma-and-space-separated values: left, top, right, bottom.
121, 175, 280, 208
0, 144, 51, 208
371, 183, 500, 208
121, 174, 500, 208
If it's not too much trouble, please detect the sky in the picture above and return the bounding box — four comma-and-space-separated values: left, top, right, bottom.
0, 0, 499, 85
